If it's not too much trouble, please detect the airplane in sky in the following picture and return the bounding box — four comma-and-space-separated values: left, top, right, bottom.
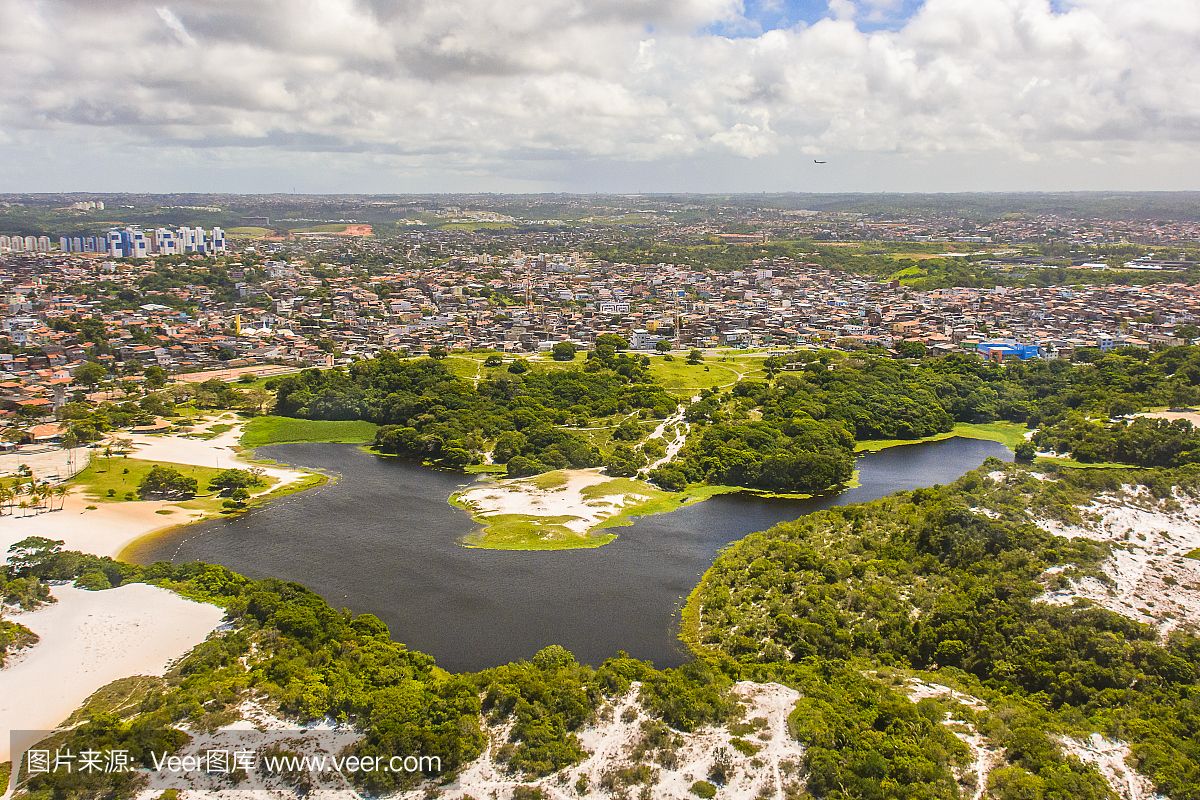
813, 159, 827, 164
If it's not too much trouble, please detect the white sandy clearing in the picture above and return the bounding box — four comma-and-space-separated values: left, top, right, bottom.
0, 447, 79, 483
906, 680, 999, 800
1060, 734, 1166, 800
401, 681, 805, 800
0, 583, 224, 764
0, 493, 199, 559
457, 469, 653, 535
1035, 487, 1200, 636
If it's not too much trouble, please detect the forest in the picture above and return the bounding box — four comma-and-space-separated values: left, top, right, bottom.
269, 345, 1200, 495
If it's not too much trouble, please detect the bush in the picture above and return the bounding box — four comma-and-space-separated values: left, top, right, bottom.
690, 779, 717, 798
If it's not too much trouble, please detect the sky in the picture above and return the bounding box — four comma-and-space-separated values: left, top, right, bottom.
0, 0, 1198, 194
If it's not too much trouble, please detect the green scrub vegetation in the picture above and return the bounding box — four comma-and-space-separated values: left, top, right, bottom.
686, 462, 1200, 799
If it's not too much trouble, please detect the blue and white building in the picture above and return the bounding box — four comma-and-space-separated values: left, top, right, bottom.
105, 226, 227, 258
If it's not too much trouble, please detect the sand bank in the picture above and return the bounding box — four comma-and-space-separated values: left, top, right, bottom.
0, 583, 224, 764
456, 468, 653, 536
0, 493, 193, 558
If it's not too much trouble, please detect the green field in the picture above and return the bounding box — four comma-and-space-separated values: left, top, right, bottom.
462, 514, 618, 550
225, 226, 274, 238
240, 416, 379, 448
72, 457, 243, 514
75, 458, 227, 502
648, 353, 765, 397
853, 421, 1030, 453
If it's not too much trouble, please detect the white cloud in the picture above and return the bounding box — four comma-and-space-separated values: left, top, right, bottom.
0, 0, 1196, 191
155, 7, 196, 47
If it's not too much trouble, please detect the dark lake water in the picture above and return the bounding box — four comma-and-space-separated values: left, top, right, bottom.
130, 437, 1010, 672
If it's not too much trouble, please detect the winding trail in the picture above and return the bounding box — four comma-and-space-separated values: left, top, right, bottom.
639, 403, 691, 475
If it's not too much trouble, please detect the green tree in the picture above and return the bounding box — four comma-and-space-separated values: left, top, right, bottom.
595, 333, 629, 351
143, 365, 169, 389
208, 468, 264, 494
72, 361, 108, 388
138, 466, 198, 500
551, 341, 578, 362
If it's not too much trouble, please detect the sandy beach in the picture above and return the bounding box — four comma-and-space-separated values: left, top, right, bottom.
0, 420, 307, 784
0, 420, 308, 559
0, 583, 225, 764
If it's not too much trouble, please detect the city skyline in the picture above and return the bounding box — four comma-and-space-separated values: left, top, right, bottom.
1, 0, 1198, 194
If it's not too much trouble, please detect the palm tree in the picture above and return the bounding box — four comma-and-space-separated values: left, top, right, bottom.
61, 431, 80, 478
54, 484, 69, 511
17, 500, 28, 518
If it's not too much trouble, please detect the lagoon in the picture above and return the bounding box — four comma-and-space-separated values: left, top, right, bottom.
130, 437, 1010, 672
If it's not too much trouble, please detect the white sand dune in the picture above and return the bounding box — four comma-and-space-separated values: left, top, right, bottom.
400, 681, 805, 800
0, 583, 224, 764
0, 420, 307, 794
1036, 487, 1200, 636
0, 494, 192, 559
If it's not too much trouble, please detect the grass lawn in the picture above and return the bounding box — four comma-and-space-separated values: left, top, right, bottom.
854, 421, 1030, 453
190, 422, 234, 440
649, 356, 746, 397
1186, 549, 1200, 560
464, 463, 508, 474
72, 457, 240, 513
292, 223, 348, 233
462, 514, 617, 550
240, 416, 379, 447
455, 471, 743, 550
225, 226, 274, 238
75, 458, 227, 502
